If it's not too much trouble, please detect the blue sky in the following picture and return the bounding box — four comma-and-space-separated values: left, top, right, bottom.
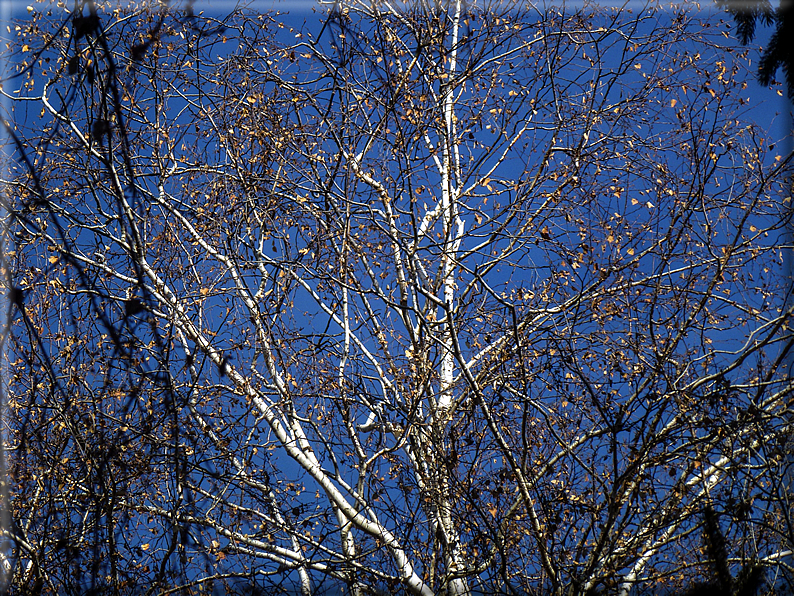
1, 1, 792, 594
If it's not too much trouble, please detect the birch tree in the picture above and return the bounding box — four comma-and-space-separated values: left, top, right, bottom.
3, 1, 793, 595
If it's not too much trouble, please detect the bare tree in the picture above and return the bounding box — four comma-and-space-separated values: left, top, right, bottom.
2, 1, 793, 595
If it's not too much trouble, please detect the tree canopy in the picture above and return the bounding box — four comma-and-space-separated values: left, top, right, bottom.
2, 1, 793, 595
716, 0, 794, 98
